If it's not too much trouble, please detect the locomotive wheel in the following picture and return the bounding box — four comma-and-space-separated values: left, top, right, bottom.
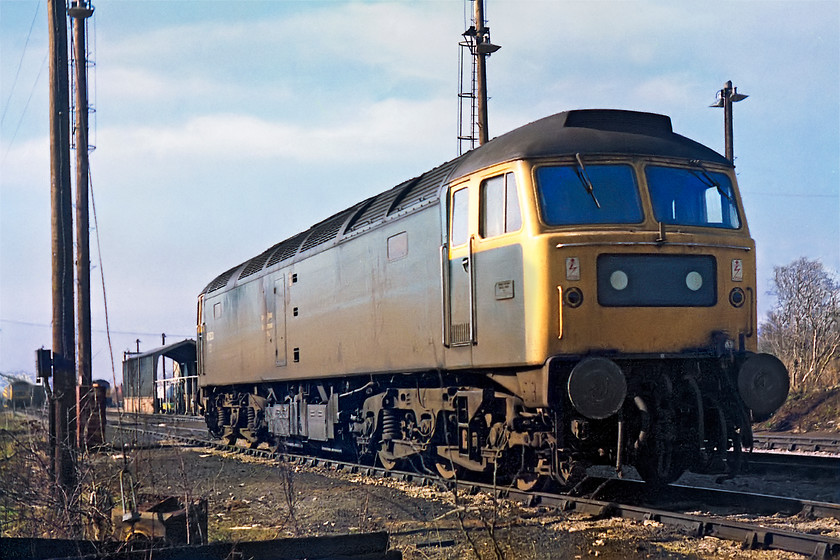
635, 439, 678, 486
206, 417, 223, 439
635, 379, 683, 486
204, 405, 223, 438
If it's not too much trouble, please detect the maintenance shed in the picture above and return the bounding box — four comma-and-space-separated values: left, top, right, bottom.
122, 339, 198, 414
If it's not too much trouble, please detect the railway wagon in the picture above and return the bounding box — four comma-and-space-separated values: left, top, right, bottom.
197, 109, 789, 487
2, 379, 47, 409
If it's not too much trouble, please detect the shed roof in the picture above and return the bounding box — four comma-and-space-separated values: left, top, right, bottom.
125, 339, 196, 365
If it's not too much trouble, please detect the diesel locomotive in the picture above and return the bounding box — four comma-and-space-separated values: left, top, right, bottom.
197, 109, 789, 487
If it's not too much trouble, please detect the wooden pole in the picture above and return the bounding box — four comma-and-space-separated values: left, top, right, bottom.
48, 0, 76, 489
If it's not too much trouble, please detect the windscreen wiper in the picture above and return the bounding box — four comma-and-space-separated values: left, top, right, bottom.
689, 160, 733, 203
575, 153, 601, 209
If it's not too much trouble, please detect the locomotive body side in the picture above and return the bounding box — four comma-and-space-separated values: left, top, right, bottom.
200, 204, 447, 386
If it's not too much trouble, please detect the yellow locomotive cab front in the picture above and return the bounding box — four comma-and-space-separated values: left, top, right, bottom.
522, 157, 759, 358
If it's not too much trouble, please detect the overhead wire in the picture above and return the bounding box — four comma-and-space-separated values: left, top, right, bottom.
0, 0, 42, 127
0, 319, 191, 339
88, 168, 121, 412
1, 54, 47, 167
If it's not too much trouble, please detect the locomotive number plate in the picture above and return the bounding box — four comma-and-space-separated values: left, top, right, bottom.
495, 280, 514, 300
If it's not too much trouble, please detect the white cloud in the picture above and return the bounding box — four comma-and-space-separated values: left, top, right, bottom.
98, 3, 460, 89
630, 75, 703, 109
0, 136, 49, 190
96, 96, 452, 165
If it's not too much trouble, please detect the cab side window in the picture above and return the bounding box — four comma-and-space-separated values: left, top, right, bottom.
451, 187, 470, 246
480, 172, 521, 238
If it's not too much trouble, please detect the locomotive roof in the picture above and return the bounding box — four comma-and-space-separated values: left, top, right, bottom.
201, 109, 728, 296
448, 109, 730, 180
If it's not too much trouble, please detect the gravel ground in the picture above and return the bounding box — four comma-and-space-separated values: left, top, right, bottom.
113, 441, 835, 559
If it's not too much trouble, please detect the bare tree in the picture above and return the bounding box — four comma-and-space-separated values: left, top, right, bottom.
759, 257, 840, 391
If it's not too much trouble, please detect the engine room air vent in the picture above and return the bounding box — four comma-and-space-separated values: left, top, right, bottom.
204, 265, 239, 294
388, 160, 458, 216
300, 212, 351, 252
345, 182, 408, 233
266, 232, 308, 267
238, 247, 275, 280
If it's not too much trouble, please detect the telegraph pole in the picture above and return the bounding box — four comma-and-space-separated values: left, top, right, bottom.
69, 0, 98, 448
48, 0, 77, 489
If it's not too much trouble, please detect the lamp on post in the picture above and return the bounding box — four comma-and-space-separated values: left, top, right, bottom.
710, 80, 748, 163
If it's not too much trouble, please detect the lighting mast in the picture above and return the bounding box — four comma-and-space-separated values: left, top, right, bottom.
458, 0, 500, 153
710, 80, 748, 163
473, 0, 498, 145
69, 0, 98, 448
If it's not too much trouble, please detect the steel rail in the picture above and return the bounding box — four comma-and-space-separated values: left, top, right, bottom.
753, 433, 840, 454
745, 450, 840, 477
111, 422, 840, 558
565, 475, 840, 521
531, 492, 840, 559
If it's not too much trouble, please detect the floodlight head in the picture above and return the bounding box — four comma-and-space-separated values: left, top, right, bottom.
730, 92, 748, 102
476, 42, 501, 55
67, 0, 94, 18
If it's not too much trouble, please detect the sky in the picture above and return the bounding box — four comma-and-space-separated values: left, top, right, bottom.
1, 0, 838, 384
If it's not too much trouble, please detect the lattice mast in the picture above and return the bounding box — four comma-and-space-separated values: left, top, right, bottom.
457, 0, 500, 155
69, 0, 103, 450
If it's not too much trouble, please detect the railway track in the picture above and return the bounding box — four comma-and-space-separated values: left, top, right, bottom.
109, 416, 840, 558
754, 433, 840, 455
745, 449, 840, 478
109, 412, 840, 480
